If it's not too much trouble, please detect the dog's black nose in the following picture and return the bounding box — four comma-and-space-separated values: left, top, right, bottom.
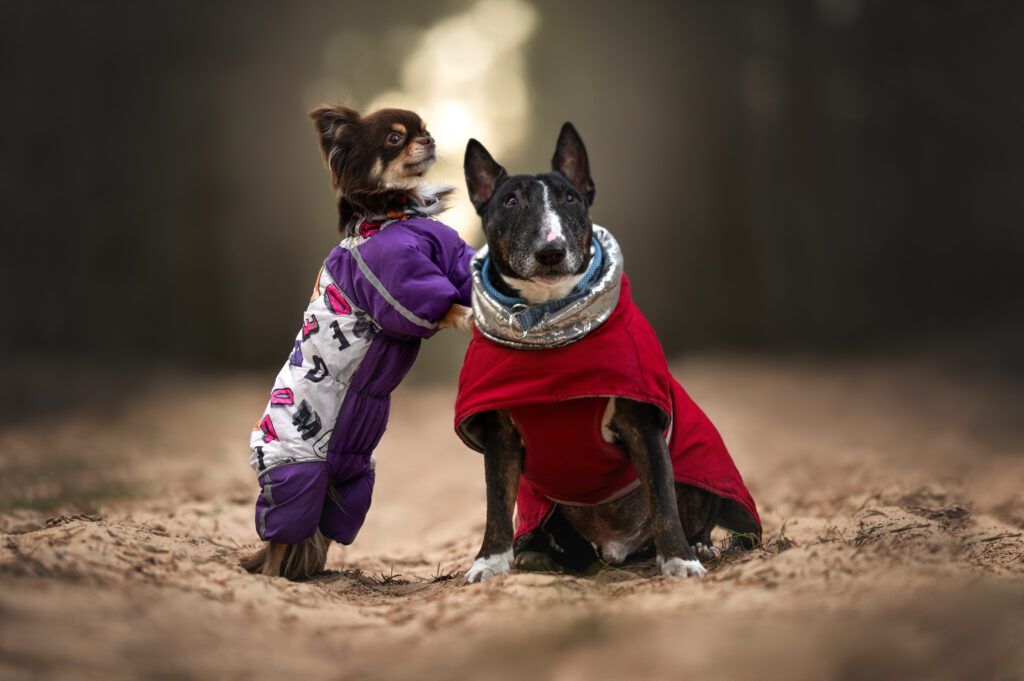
535, 242, 566, 267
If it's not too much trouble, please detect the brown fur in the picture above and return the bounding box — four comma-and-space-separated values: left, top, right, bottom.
438, 303, 474, 332
309, 105, 452, 234
239, 531, 329, 581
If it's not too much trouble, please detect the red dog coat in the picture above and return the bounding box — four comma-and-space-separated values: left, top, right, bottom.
455, 275, 761, 539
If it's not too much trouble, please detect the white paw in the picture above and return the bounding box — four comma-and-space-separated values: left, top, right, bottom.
465, 550, 513, 583
658, 556, 707, 578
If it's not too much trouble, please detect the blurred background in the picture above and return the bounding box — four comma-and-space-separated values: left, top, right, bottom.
2, 0, 1024, 417
3, 6, 1024, 680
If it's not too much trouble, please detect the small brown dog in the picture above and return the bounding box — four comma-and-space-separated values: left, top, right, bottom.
311, 105, 454, 234
240, 105, 473, 580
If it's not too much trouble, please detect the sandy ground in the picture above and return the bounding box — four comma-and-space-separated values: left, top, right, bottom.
1, 353, 1023, 681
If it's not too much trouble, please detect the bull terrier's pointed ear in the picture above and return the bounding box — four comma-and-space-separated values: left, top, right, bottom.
464, 139, 507, 214
552, 122, 595, 205
309, 105, 360, 188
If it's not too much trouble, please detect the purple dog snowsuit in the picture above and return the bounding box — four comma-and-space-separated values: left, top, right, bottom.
249, 213, 474, 545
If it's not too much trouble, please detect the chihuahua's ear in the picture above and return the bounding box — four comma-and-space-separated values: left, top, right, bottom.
551, 122, 595, 205
309, 105, 360, 187
464, 139, 507, 213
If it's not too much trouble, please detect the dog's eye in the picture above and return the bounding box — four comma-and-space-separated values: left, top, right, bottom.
504, 196, 519, 208
565, 191, 576, 203
387, 132, 403, 145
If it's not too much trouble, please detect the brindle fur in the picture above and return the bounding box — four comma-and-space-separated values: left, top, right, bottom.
560, 483, 721, 563
607, 399, 696, 563
472, 410, 525, 561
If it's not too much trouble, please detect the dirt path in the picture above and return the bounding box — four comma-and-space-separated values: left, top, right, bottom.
1, 356, 1022, 681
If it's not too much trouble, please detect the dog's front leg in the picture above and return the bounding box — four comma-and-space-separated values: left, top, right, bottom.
611, 399, 706, 577
465, 410, 523, 583
438, 303, 474, 333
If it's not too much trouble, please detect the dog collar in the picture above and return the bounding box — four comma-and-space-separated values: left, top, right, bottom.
351, 183, 455, 238
470, 224, 624, 349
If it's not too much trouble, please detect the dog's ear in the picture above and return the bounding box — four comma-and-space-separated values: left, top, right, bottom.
309, 105, 360, 188
551, 122, 595, 205
464, 139, 507, 214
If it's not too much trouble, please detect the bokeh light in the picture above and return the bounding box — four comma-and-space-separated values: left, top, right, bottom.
366, 0, 538, 242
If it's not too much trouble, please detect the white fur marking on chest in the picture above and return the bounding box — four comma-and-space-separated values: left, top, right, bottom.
465, 549, 513, 583
500, 272, 584, 304
601, 397, 618, 444
539, 181, 564, 243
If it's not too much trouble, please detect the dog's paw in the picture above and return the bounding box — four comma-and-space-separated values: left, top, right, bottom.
465, 550, 513, 583
513, 550, 561, 573
694, 542, 721, 562
439, 304, 474, 333
658, 556, 707, 578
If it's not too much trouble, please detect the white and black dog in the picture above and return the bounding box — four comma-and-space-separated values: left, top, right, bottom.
458, 124, 760, 582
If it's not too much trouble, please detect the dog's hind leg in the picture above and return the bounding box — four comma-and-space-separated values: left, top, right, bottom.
239, 531, 329, 580
675, 483, 722, 561
513, 505, 600, 574
610, 399, 704, 577
239, 543, 273, 574
720, 502, 763, 551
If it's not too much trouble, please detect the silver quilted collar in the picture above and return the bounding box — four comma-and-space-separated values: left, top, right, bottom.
471, 224, 624, 349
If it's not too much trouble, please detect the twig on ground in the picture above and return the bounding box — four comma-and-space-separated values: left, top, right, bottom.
965, 532, 1023, 545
